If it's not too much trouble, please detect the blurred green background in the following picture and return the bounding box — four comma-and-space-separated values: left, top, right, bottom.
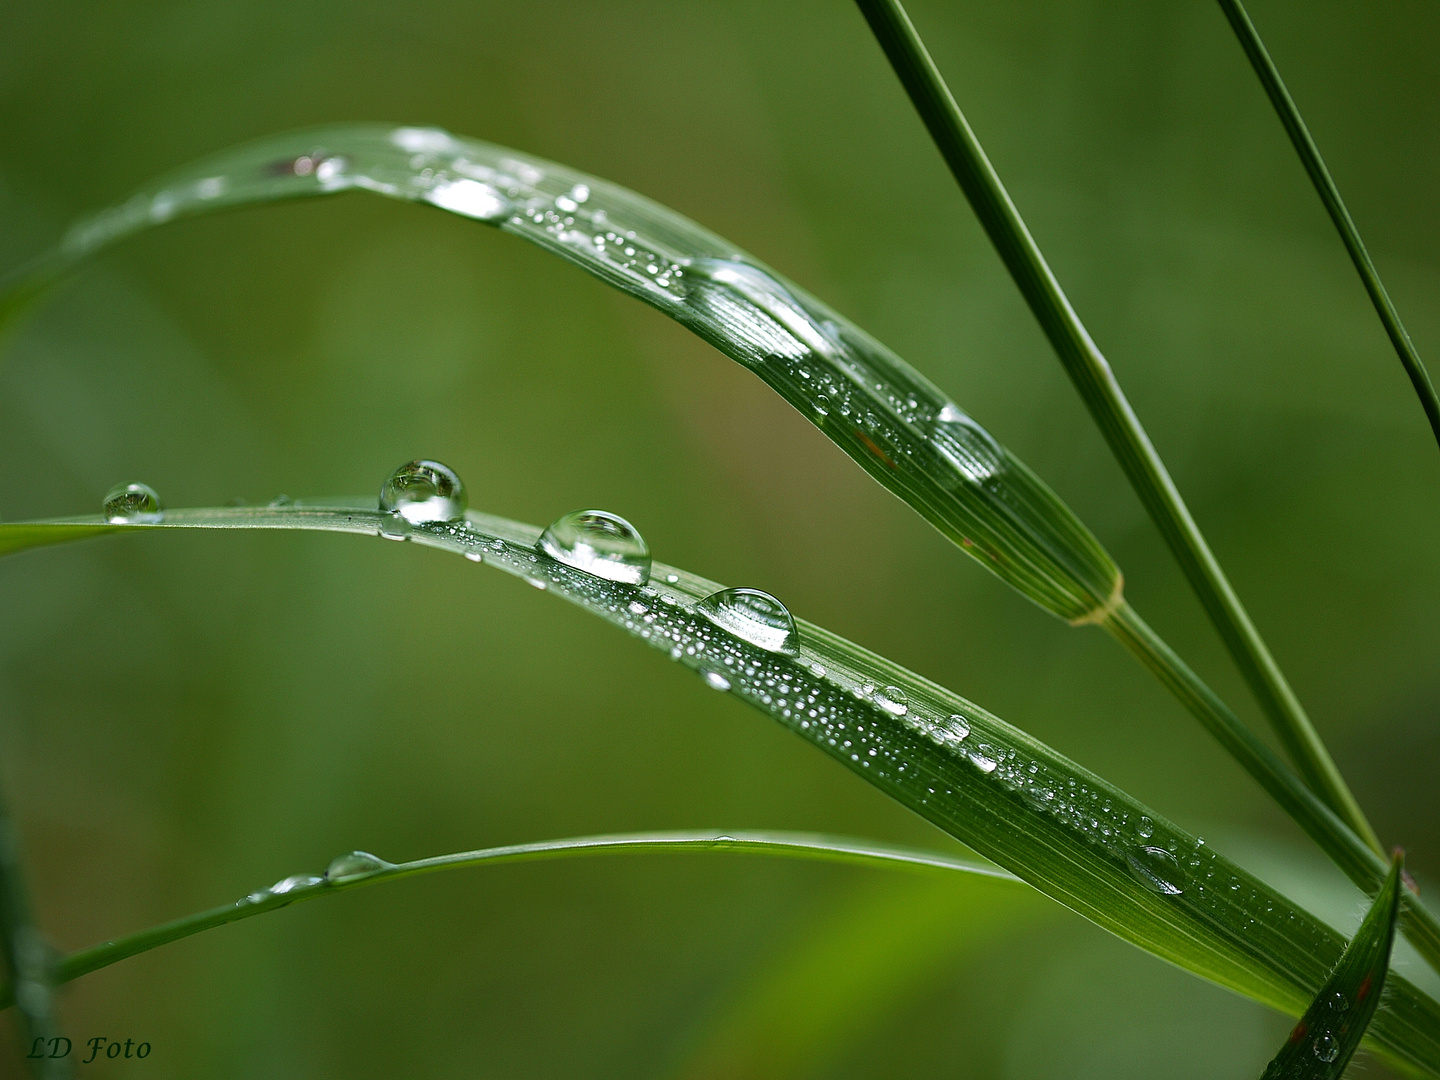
0, 0, 1437, 1076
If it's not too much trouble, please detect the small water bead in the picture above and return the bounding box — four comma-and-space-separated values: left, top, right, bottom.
1136, 816, 1154, 839
380, 460, 467, 524
696, 587, 798, 655
103, 482, 164, 524
872, 686, 908, 717
537, 509, 651, 585
1313, 1033, 1339, 1063
701, 669, 732, 692
325, 850, 392, 884
1126, 845, 1185, 896
1327, 991, 1348, 1013
270, 873, 322, 895
967, 747, 998, 774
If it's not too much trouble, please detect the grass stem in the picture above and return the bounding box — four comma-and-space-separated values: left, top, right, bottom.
1216, 0, 1440, 453
852, 0, 1382, 856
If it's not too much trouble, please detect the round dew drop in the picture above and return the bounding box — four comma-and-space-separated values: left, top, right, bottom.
324, 850, 391, 884
872, 686, 908, 717
537, 509, 651, 585
379, 459, 467, 524
695, 587, 798, 655
1313, 1033, 1339, 1063
1125, 845, 1185, 896
103, 482, 164, 524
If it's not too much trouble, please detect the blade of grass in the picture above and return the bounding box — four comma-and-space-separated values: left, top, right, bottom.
1217, 0, 1440, 452
851, 0, 1381, 857
0, 503, 1436, 1074
0, 127, 1389, 919
0, 830, 1019, 1006
0, 788, 68, 1078
1261, 851, 1405, 1079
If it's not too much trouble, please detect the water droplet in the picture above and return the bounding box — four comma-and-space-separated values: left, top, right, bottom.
967, 747, 998, 773
1137, 816, 1154, 839
103, 482, 164, 523
324, 850, 391, 884
464, 550, 484, 563
945, 714, 971, 741
537, 510, 651, 584
702, 669, 731, 692
270, 873, 322, 895
1328, 991, 1349, 1013
1313, 1033, 1338, 1063
872, 686, 908, 716
379, 460, 467, 524
696, 587, 798, 654
1126, 845, 1185, 895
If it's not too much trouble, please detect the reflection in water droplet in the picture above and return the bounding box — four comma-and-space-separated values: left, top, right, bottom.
1137, 816, 1154, 839
103, 482, 164, 524
537, 510, 651, 584
1313, 1033, 1339, 1063
967, 747, 998, 773
425, 178, 509, 221
270, 873, 322, 895
696, 588, 797, 654
872, 686, 908, 716
325, 851, 392, 884
702, 669, 731, 692
1126, 845, 1185, 895
380, 460, 467, 524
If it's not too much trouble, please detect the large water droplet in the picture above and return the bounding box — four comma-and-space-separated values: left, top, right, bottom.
270, 873, 322, 895
537, 510, 651, 584
1313, 1033, 1339, 1063
103, 482, 164, 524
695, 587, 798, 654
325, 850, 391, 884
1126, 845, 1185, 895
701, 669, 731, 692
1137, 816, 1154, 839
872, 686, 908, 716
379, 460, 467, 524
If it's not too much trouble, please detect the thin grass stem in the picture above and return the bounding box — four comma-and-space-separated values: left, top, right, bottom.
1216, 0, 1440, 452
0, 831, 1017, 1009
852, 0, 1382, 857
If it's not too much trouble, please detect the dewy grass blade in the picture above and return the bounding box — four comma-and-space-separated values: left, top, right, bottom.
0, 126, 1393, 920
0, 502, 1437, 1075
0, 124, 1121, 626
1217, 0, 1440, 453
850, 0, 1382, 857
0, 788, 69, 1079
0, 831, 1019, 1008
1260, 851, 1405, 1079
3, 124, 1425, 983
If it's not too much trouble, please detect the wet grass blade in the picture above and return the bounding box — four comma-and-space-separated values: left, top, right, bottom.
851, 0, 1381, 857
0, 127, 1399, 937
1261, 851, 1405, 1079
1217, 0, 1440, 453
0, 831, 1018, 1007
1, 502, 1437, 1075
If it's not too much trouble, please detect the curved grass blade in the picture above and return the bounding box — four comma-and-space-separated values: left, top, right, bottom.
1, 502, 1437, 1075
851, 0, 1381, 858
0, 127, 1396, 932
1217, 0, 1440, 453
1, 124, 1121, 625
0, 789, 69, 1078
1261, 851, 1405, 1079
0, 830, 1018, 1008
